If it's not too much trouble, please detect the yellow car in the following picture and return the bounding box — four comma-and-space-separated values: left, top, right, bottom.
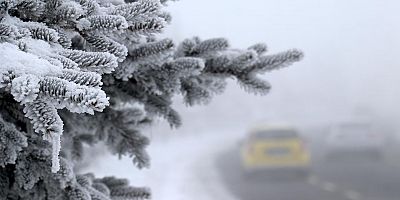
240, 125, 311, 177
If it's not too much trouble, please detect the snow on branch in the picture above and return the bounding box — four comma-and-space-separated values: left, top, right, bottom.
23, 99, 63, 173
81, 33, 128, 62
78, 15, 128, 31
60, 50, 118, 74
37, 77, 109, 114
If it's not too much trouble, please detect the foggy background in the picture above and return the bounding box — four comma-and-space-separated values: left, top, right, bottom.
159, 0, 400, 132
86, 1, 400, 200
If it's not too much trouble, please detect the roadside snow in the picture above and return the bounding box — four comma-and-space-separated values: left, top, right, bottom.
84, 132, 241, 200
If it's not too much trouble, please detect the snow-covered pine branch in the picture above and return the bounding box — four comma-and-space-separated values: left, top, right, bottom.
0, 0, 303, 199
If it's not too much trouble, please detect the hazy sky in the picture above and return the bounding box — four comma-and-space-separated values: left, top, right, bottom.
160, 0, 400, 130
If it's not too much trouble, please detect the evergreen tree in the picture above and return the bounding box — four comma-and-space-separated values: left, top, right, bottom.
0, 0, 303, 199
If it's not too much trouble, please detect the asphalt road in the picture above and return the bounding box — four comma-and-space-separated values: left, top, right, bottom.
216, 148, 400, 200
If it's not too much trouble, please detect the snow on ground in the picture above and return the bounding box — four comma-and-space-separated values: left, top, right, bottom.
83, 131, 241, 200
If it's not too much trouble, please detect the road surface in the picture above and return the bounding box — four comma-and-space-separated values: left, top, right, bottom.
216, 148, 400, 200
